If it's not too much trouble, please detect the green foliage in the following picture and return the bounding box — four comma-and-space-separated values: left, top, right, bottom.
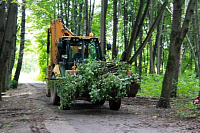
8, 79, 17, 89
55, 59, 133, 109
139, 72, 199, 99
139, 72, 200, 118
139, 74, 163, 97
177, 70, 199, 98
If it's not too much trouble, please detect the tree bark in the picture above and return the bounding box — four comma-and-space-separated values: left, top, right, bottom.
13, 0, 26, 88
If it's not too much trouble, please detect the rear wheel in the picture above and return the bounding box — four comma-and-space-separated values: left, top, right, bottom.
50, 75, 60, 105
109, 99, 121, 110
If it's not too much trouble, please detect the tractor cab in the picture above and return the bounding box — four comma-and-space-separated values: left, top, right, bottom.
56, 36, 103, 71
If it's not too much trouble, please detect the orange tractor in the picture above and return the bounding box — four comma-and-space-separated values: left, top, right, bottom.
46, 19, 140, 110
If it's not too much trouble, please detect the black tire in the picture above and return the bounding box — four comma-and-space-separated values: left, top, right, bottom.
109, 99, 121, 110
46, 82, 51, 97
50, 75, 60, 105
94, 99, 105, 105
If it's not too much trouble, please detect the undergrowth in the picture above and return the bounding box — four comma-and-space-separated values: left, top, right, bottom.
139, 71, 200, 118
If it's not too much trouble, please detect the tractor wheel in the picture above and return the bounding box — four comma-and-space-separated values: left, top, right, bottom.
94, 99, 105, 105
46, 89, 51, 97
50, 76, 60, 105
109, 99, 121, 110
46, 82, 51, 97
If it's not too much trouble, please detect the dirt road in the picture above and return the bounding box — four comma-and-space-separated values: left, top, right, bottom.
0, 82, 199, 133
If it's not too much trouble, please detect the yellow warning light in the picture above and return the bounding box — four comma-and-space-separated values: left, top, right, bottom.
89, 33, 93, 37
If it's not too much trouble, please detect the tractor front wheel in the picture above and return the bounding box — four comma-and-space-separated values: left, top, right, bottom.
50, 75, 60, 105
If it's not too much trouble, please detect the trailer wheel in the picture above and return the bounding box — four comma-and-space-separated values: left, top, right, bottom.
94, 99, 105, 105
109, 99, 121, 110
50, 75, 60, 105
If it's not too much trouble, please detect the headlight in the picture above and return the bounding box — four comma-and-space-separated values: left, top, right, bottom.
62, 54, 68, 59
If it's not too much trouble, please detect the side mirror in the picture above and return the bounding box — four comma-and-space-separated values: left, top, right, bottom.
107, 43, 111, 50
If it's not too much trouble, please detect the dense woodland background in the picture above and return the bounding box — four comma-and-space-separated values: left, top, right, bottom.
0, 0, 200, 109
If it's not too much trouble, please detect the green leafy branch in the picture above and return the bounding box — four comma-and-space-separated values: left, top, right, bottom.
56, 59, 133, 109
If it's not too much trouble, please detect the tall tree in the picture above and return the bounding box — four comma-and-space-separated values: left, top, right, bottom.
73, 0, 78, 34
0, 0, 18, 100
0, 0, 5, 46
77, 0, 83, 35
13, 0, 26, 88
100, 0, 108, 55
123, 0, 128, 50
149, 0, 155, 74
88, 0, 95, 34
84, 0, 88, 35
157, 0, 196, 108
112, 0, 117, 59
112, 0, 121, 59
156, 10, 164, 75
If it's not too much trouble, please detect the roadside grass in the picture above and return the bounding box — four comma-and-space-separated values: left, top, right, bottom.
138, 72, 200, 118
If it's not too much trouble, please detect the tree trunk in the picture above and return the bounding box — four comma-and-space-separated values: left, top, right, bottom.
73, 0, 78, 34
123, 0, 128, 50
13, 0, 25, 88
156, 11, 164, 75
112, 0, 117, 59
84, 0, 89, 36
1, 5, 17, 91
122, 0, 145, 62
194, 0, 200, 77
157, 0, 196, 107
77, 0, 83, 36
149, 0, 155, 74
100, 0, 108, 55
0, 1, 18, 101
0, 1, 5, 47
128, 1, 168, 64
89, 0, 95, 34
60, 0, 63, 19
139, 28, 143, 78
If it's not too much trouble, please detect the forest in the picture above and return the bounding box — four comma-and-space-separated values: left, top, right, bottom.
0, 0, 200, 113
